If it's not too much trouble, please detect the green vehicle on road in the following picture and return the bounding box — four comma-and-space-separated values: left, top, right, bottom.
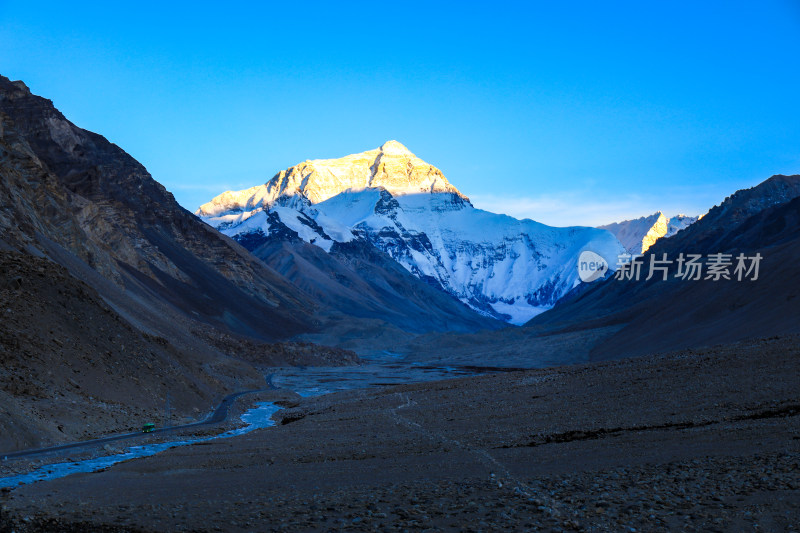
141, 423, 155, 433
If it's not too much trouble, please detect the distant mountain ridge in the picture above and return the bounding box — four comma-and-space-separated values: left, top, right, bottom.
399, 174, 800, 369
198, 142, 624, 324
599, 212, 699, 255
532, 174, 800, 359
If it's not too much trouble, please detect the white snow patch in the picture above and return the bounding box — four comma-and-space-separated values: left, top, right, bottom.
489, 301, 549, 325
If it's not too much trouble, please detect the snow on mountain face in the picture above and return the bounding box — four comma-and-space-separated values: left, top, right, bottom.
665, 214, 700, 238
197, 140, 466, 219
198, 142, 624, 325
599, 212, 699, 255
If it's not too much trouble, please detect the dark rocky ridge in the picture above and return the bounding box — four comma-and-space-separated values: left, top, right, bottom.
527, 174, 800, 360
0, 249, 263, 451
651, 174, 800, 255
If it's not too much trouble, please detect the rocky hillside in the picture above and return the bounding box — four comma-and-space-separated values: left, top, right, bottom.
653, 174, 800, 255
247, 238, 501, 339
198, 142, 624, 324
0, 75, 314, 342
0, 76, 357, 451
0, 250, 267, 452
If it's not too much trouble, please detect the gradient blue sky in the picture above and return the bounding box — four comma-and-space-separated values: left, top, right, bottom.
2, 1, 799, 226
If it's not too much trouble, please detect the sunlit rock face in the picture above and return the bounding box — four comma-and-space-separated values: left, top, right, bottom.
599, 212, 700, 255
197, 141, 467, 218
642, 213, 669, 254
198, 142, 624, 325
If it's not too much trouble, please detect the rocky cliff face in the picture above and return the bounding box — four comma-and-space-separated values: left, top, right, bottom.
199, 143, 624, 325
648, 175, 800, 256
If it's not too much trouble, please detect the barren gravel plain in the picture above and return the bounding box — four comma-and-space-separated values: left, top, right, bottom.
1, 335, 799, 532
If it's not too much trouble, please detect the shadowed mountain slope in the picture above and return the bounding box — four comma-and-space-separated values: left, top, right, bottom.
391, 175, 800, 368
529, 175, 800, 360
245, 235, 501, 336
0, 249, 263, 452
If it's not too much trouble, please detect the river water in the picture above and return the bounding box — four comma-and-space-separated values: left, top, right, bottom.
0, 353, 499, 489
267, 351, 486, 397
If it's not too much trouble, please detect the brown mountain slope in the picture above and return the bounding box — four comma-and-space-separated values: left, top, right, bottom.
0, 75, 314, 341
0, 76, 361, 452
0, 250, 265, 452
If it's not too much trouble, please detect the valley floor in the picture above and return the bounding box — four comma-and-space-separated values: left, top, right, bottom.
1, 336, 799, 532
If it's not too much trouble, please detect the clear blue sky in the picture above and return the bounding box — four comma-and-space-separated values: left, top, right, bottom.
2, 1, 799, 226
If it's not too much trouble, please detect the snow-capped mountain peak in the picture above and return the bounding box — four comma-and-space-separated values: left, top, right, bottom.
197, 143, 624, 325
197, 141, 468, 220
378, 139, 412, 155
